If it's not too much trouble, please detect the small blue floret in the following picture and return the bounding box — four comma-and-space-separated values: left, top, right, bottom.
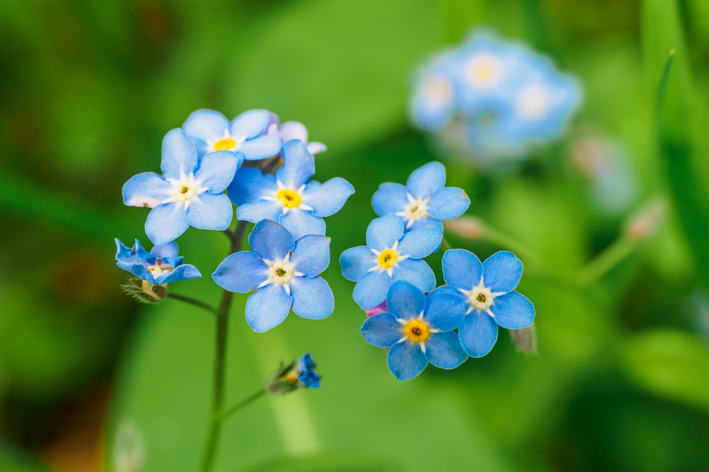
115, 239, 201, 284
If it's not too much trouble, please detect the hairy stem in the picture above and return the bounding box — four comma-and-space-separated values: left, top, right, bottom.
215, 389, 266, 422
166, 292, 218, 315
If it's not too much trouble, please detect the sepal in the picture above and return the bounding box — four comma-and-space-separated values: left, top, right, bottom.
121, 276, 166, 304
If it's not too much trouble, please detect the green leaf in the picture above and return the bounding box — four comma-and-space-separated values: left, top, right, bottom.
232, 453, 403, 472
0, 442, 54, 472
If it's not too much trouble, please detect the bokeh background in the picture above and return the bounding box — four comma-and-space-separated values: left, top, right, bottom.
2, 0, 709, 471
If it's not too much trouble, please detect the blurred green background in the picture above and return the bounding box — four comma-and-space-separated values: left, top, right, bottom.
2, 0, 709, 471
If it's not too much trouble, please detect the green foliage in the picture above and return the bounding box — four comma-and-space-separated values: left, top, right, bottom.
231, 453, 404, 472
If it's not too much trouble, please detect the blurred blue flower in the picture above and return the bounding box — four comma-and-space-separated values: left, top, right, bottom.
441, 249, 535, 357
266, 114, 327, 156
182, 109, 283, 161
340, 214, 441, 310
115, 239, 201, 284
122, 129, 241, 245
371, 161, 469, 232
361, 281, 468, 381
212, 220, 334, 333
228, 139, 354, 240
294, 353, 320, 388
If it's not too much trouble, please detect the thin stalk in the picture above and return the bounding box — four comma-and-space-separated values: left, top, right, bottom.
215, 389, 266, 422
578, 237, 637, 286
166, 292, 218, 315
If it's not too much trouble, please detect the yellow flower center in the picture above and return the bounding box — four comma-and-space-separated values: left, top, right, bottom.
404, 319, 430, 343
214, 138, 236, 151
378, 249, 398, 269
475, 63, 494, 82
284, 371, 300, 384
277, 189, 302, 208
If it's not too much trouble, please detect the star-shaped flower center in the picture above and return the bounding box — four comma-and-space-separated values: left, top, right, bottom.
209, 130, 248, 153
164, 173, 208, 208
259, 254, 304, 295
395, 312, 440, 353
263, 181, 314, 214
397, 193, 431, 228
516, 85, 551, 120
277, 189, 302, 208
147, 259, 173, 278
369, 240, 410, 277
459, 277, 505, 315
464, 54, 503, 89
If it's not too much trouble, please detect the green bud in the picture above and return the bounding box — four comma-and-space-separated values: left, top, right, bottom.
264, 360, 299, 396
121, 277, 166, 304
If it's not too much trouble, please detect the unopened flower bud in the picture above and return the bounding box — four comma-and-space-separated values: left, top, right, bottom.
265, 353, 321, 396
444, 216, 483, 239
625, 198, 667, 241
364, 300, 388, 317
121, 277, 166, 304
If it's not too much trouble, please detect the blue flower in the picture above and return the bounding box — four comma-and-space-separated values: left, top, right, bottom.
115, 239, 201, 284
266, 117, 327, 156
212, 220, 334, 333
228, 140, 354, 240
122, 129, 241, 245
441, 249, 535, 357
294, 353, 320, 388
340, 214, 441, 310
182, 109, 283, 160
371, 161, 470, 232
361, 281, 468, 381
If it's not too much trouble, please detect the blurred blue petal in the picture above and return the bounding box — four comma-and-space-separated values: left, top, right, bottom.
366, 215, 404, 252
158, 264, 202, 284
227, 168, 277, 205
238, 135, 283, 161
290, 235, 330, 277
145, 203, 189, 246
185, 193, 233, 231
424, 286, 466, 332
230, 109, 271, 139
236, 200, 283, 225
183, 109, 230, 152
122, 172, 172, 208
302, 178, 354, 217
248, 220, 295, 261
392, 259, 436, 293
340, 246, 376, 282
151, 242, 179, 259
387, 281, 425, 320
425, 332, 468, 369
459, 313, 498, 358
160, 129, 199, 180
275, 140, 315, 188
427, 187, 470, 220
245, 283, 292, 333
290, 276, 334, 320
442, 249, 482, 290
353, 270, 391, 310
361, 313, 403, 348
212, 252, 269, 293
406, 161, 446, 199
482, 251, 523, 293
397, 228, 442, 259
116, 261, 156, 284
371, 183, 408, 216
491, 291, 535, 329
195, 151, 241, 193
387, 341, 428, 381
408, 217, 444, 233
278, 208, 326, 240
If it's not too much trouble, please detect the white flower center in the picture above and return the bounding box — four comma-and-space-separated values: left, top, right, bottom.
516, 85, 552, 120
423, 75, 454, 108
263, 181, 314, 214
460, 277, 504, 315
396, 193, 431, 229
147, 261, 172, 278
164, 173, 208, 208
464, 54, 503, 89
368, 240, 410, 277
258, 253, 304, 295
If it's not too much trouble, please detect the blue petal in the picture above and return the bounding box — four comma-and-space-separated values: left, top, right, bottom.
227, 168, 277, 205
301, 178, 355, 217
185, 193, 233, 231
423, 286, 466, 332
339, 246, 376, 282
151, 242, 179, 259
122, 172, 172, 208
391, 258, 436, 293
353, 270, 391, 310
424, 332, 468, 369
408, 217, 444, 233
426, 187, 470, 220
397, 227, 442, 259
245, 283, 292, 333
230, 109, 272, 139
290, 276, 334, 320
238, 135, 283, 161
290, 235, 330, 277
248, 220, 295, 261
116, 261, 155, 284
406, 161, 446, 199
212, 251, 269, 293
459, 313, 498, 358
195, 150, 241, 193
236, 200, 283, 225
275, 140, 315, 189
160, 129, 199, 180
361, 313, 403, 348
157, 264, 202, 284
182, 109, 229, 151
482, 251, 523, 293
365, 214, 404, 252
491, 291, 535, 329
115, 239, 135, 261
442, 249, 482, 290
371, 183, 408, 217
387, 341, 428, 381
278, 209, 326, 240
145, 203, 189, 246
386, 281, 425, 320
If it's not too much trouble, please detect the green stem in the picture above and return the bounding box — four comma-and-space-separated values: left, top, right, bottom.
166, 292, 218, 315
441, 236, 453, 251
199, 220, 249, 472
655, 49, 675, 112
578, 237, 637, 286
478, 222, 540, 265
215, 389, 266, 422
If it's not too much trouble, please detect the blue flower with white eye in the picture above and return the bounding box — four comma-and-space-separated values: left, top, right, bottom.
372, 161, 470, 233
266, 116, 327, 156
294, 353, 320, 388
212, 220, 334, 333
228, 140, 354, 240
115, 239, 201, 284
361, 281, 467, 381
122, 129, 241, 246
441, 249, 535, 357
182, 109, 283, 160
340, 214, 441, 310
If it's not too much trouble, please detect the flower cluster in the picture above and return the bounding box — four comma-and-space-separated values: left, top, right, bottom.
119, 109, 353, 332
410, 30, 582, 162
341, 162, 534, 380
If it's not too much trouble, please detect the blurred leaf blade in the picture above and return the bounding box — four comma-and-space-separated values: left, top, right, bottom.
231, 453, 404, 472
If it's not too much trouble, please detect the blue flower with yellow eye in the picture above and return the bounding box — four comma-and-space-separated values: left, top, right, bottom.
340, 214, 441, 310
122, 129, 241, 245
182, 109, 283, 161
441, 249, 535, 357
361, 281, 467, 381
228, 139, 354, 240
294, 353, 320, 388
212, 220, 334, 333
115, 239, 201, 284
372, 161, 470, 233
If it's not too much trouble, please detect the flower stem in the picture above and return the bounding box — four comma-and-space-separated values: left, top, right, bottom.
199, 220, 249, 472
215, 389, 266, 422
166, 292, 218, 315
578, 236, 637, 286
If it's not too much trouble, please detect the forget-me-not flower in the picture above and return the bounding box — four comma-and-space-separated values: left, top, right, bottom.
340, 214, 441, 310
291, 353, 320, 388
115, 239, 201, 284
122, 129, 241, 245
442, 249, 535, 357
371, 161, 470, 232
182, 109, 283, 160
361, 281, 467, 381
228, 139, 354, 240
213, 220, 334, 333
266, 115, 326, 156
